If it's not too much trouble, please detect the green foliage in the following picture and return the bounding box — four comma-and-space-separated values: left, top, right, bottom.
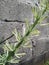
40, 23, 49, 26
12, 29, 22, 42
0, 0, 49, 65
44, 61, 49, 65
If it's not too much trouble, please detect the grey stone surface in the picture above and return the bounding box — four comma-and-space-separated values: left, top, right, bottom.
0, 0, 33, 22
0, 0, 49, 65
20, 51, 49, 65
0, 21, 22, 41
33, 37, 49, 56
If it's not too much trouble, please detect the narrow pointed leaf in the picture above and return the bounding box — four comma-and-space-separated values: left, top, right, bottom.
15, 53, 26, 58
38, 15, 48, 24
31, 29, 40, 35
8, 59, 20, 63
25, 18, 30, 30
32, 7, 38, 19
12, 29, 21, 42
40, 23, 49, 26
23, 45, 32, 48
3, 40, 13, 51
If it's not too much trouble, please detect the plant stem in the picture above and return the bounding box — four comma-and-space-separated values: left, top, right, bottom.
13, 17, 40, 52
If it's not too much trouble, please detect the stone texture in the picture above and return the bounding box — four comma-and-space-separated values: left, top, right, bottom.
0, 0, 33, 22
0, 21, 22, 41
33, 37, 49, 56
0, 0, 49, 65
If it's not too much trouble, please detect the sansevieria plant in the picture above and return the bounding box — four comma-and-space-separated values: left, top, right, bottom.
0, 0, 49, 65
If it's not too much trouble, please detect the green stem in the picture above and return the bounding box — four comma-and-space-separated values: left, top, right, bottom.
42, 5, 47, 15
13, 17, 40, 52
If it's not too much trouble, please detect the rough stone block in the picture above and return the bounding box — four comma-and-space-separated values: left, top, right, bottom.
0, 0, 33, 22
33, 37, 49, 56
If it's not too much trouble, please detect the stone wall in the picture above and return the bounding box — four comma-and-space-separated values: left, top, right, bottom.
0, 0, 49, 65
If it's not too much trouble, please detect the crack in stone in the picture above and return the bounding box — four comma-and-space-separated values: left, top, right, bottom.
0, 19, 25, 44
0, 19, 25, 23
0, 34, 14, 44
